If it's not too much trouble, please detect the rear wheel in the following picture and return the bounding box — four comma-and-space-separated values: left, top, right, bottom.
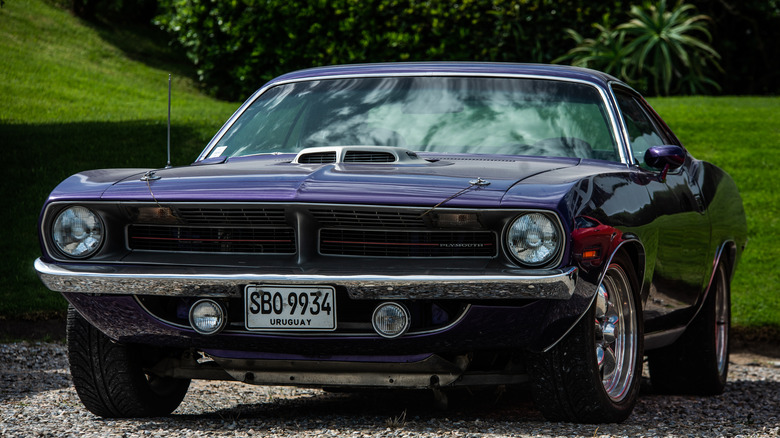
67, 305, 191, 417
648, 262, 730, 395
528, 253, 643, 423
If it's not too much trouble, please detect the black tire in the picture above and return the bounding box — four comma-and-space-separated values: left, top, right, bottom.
527, 253, 643, 423
66, 305, 191, 417
648, 262, 730, 395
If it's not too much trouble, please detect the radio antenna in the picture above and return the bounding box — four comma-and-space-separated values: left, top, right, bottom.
166, 74, 172, 168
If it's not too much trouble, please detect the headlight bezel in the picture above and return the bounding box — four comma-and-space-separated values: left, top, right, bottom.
503, 211, 565, 268
50, 205, 106, 259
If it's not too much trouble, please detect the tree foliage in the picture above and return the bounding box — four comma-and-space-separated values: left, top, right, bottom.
154, 0, 630, 100
152, 0, 779, 99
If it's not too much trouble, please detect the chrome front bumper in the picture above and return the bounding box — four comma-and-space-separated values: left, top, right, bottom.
34, 258, 578, 300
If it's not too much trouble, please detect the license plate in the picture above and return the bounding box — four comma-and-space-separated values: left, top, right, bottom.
245, 285, 336, 331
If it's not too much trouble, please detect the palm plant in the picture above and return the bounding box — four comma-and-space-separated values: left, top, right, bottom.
619, 0, 721, 95
553, 19, 633, 81
556, 1, 722, 96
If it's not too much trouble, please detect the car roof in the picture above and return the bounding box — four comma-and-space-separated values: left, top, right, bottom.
268, 62, 622, 89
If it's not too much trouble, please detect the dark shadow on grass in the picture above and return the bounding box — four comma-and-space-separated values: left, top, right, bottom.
76, 12, 199, 84
0, 120, 215, 319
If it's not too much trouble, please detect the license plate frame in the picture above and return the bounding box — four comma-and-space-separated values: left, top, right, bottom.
244, 285, 337, 331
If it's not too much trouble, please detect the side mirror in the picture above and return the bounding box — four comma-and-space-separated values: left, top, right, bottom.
643, 145, 685, 182
644, 145, 685, 170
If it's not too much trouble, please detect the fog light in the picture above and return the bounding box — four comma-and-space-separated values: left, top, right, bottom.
189, 299, 226, 335
372, 302, 410, 338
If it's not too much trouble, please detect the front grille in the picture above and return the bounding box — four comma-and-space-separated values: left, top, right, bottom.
175, 207, 287, 226
343, 151, 396, 163
311, 209, 426, 228
125, 205, 505, 260
298, 152, 337, 164
320, 229, 497, 257
129, 225, 296, 254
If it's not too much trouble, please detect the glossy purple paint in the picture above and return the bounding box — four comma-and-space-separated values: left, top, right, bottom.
62, 292, 573, 355
644, 145, 686, 170
48, 153, 592, 211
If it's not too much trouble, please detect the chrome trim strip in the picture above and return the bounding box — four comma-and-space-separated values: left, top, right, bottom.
35, 258, 577, 300
607, 81, 638, 165
198, 71, 629, 167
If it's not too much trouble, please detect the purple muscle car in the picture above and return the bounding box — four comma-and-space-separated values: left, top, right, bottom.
35, 63, 747, 423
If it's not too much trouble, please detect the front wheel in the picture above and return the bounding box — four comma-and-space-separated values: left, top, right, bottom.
528, 253, 643, 423
67, 305, 191, 417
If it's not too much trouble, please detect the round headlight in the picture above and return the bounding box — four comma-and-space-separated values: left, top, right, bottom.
51, 206, 104, 258
506, 212, 561, 267
372, 302, 411, 338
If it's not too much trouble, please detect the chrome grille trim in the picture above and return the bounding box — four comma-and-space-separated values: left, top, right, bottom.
175, 207, 287, 226
319, 229, 498, 258
310, 209, 426, 228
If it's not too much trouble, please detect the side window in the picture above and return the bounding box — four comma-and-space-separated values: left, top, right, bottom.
614, 89, 668, 165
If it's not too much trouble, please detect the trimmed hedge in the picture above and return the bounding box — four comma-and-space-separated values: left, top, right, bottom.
154, 0, 779, 100
155, 0, 632, 100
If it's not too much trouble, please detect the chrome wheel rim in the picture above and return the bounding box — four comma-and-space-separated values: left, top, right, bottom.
714, 266, 729, 376
594, 264, 637, 402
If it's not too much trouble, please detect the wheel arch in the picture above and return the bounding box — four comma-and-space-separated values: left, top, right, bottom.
695, 240, 736, 318
543, 237, 645, 353
611, 237, 646, 300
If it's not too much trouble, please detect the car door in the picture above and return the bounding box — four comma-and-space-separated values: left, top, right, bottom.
612, 87, 711, 331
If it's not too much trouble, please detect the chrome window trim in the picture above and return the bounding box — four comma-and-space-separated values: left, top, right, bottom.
607, 82, 638, 165
198, 72, 630, 166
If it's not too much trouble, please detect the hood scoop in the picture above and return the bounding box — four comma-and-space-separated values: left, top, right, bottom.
293, 146, 422, 164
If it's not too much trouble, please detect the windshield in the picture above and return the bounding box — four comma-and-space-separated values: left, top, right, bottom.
209, 76, 619, 161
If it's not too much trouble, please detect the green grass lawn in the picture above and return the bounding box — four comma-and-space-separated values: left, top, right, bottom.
648, 96, 780, 328
0, 0, 238, 316
1, 1, 777, 331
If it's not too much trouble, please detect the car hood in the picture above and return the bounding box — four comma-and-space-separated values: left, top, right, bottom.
58, 154, 582, 208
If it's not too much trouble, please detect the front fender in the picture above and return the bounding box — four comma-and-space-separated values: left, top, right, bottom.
535, 237, 645, 352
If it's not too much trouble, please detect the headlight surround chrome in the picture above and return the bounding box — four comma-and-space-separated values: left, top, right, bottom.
51, 206, 104, 259
505, 212, 562, 267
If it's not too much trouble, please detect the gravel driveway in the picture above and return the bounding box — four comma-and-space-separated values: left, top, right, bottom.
1, 342, 778, 437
